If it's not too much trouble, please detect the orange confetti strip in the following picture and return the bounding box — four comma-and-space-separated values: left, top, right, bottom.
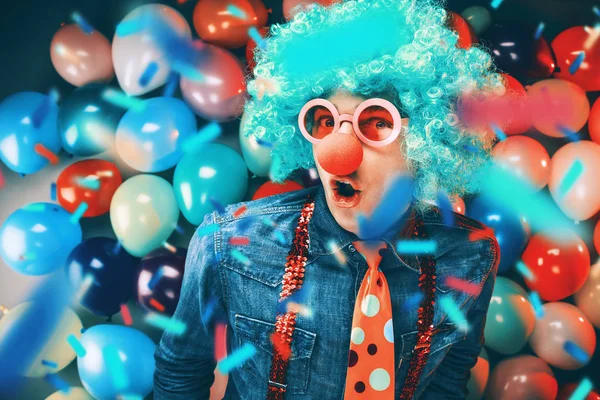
229, 236, 250, 246
468, 227, 495, 242
0, 168, 4, 189
34, 144, 59, 165
214, 323, 227, 361
163, 242, 177, 253
149, 298, 165, 312
233, 205, 248, 218
120, 304, 133, 326
444, 276, 480, 296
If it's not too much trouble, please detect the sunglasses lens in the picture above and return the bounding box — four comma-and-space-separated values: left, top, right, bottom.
302, 105, 335, 139
358, 105, 396, 142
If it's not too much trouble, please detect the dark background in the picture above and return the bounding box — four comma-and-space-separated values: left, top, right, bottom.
0, 0, 599, 398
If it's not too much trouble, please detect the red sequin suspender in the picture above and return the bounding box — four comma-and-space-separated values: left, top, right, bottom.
266, 200, 315, 400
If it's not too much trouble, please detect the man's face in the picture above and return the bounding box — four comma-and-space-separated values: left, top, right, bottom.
312, 89, 411, 236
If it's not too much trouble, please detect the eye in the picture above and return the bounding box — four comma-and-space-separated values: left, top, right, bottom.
318, 116, 335, 127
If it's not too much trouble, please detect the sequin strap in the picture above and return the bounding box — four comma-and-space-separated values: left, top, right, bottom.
399, 216, 437, 400
266, 199, 315, 400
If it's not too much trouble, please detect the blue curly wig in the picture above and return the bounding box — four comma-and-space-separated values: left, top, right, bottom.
242, 0, 505, 207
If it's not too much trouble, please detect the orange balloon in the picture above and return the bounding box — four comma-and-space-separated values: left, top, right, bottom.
594, 220, 600, 254
501, 74, 531, 135
245, 26, 269, 72
282, 0, 339, 20
252, 180, 304, 200
589, 97, 600, 145
56, 159, 123, 218
492, 136, 550, 191
446, 11, 478, 50
193, 0, 268, 49
548, 141, 600, 221
552, 26, 600, 92
527, 79, 589, 138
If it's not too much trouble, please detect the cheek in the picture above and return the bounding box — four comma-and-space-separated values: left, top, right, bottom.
361, 143, 406, 174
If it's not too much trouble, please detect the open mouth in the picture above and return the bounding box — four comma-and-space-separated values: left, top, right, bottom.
331, 178, 362, 208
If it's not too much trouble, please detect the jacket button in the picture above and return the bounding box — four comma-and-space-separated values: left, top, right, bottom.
348, 244, 356, 253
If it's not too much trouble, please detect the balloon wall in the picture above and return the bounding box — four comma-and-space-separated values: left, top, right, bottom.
0, 0, 599, 399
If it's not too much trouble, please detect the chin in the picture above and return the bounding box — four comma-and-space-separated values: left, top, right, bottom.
324, 188, 360, 234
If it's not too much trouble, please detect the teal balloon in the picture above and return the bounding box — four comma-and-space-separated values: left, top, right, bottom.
174, 143, 248, 225
0, 203, 82, 275
110, 174, 179, 257
0, 92, 60, 174
116, 97, 196, 172
58, 83, 126, 156
460, 6, 492, 36
239, 111, 272, 177
484, 277, 536, 354
77, 325, 155, 400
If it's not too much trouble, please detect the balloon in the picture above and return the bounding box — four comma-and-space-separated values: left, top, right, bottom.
483, 277, 535, 354
557, 383, 600, 400
180, 43, 247, 122
501, 74, 531, 135
528, 36, 557, 79
116, 97, 196, 172
451, 196, 465, 215
193, 0, 267, 48
112, 4, 191, 95
110, 175, 179, 257
522, 231, 589, 301
460, 6, 492, 36
66, 237, 138, 317
56, 159, 123, 218
548, 141, 600, 221
50, 24, 113, 87
589, 97, 600, 145
46, 387, 93, 400
527, 79, 589, 138
58, 83, 126, 156
484, 355, 557, 400
0, 303, 82, 378
245, 26, 269, 72
529, 302, 596, 369
0, 203, 82, 276
466, 347, 489, 400
239, 111, 272, 177
174, 143, 248, 225
574, 262, 600, 328
492, 136, 550, 191
466, 196, 529, 273
283, 0, 339, 20
480, 24, 536, 80
552, 26, 600, 92
446, 11, 477, 50
0, 92, 61, 175
77, 325, 155, 400
136, 247, 186, 316
252, 180, 304, 200
595, 220, 600, 254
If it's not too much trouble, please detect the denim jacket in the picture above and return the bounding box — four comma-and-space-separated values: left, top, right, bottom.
154, 185, 499, 399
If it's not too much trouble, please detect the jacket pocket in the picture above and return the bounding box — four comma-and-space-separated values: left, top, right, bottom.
234, 313, 317, 395
399, 322, 467, 361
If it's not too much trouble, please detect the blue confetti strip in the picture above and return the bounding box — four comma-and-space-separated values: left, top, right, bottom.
145, 312, 187, 335
557, 125, 581, 142
50, 183, 56, 201
171, 60, 205, 82
440, 296, 469, 332
70, 202, 88, 224
564, 340, 590, 364
529, 291, 544, 319
227, 4, 248, 19
174, 224, 185, 235
273, 230, 287, 246
201, 296, 217, 325
66, 334, 86, 357
217, 343, 257, 374
44, 374, 71, 394
463, 144, 479, 153
238, 215, 256, 232
231, 249, 251, 266
262, 217, 277, 228
139, 61, 159, 87
570, 52, 586, 75
113, 241, 122, 255
594, 6, 600, 17
76, 176, 101, 190
116, 19, 145, 37
198, 224, 220, 237
102, 89, 146, 112
163, 72, 178, 97
569, 378, 593, 400
516, 261, 535, 281
256, 138, 274, 148
396, 240, 437, 254
71, 12, 94, 34
490, 123, 507, 141
248, 27, 267, 50
209, 197, 226, 214
436, 191, 455, 226
558, 159, 584, 200
41, 360, 58, 368
103, 344, 128, 391
182, 122, 222, 154
490, 0, 504, 9
534, 22, 545, 40
148, 267, 164, 290
402, 292, 424, 311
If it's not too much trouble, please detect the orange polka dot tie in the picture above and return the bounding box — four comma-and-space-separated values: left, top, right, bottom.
344, 241, 395, 399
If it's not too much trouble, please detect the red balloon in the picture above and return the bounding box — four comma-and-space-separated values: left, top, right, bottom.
594, 220, 600, 254
557, 383, 600, 400
589, 97, 600, 145
521, 232, 590, 302
193, 0, 268, 49
527, 36, 557, 79
552, 26, 600, 91
446, 11, 477, 49
56, 159, 122, 218
246, 26, 269, 73
283, 0, 339, 20
252, 180, 304, 200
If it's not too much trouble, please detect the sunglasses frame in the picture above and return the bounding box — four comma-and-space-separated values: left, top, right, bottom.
298, 97, 406, 147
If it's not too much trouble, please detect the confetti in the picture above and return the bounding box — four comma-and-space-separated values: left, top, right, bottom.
396, 240, 437, 254
328, 241, 347, 265
163, 72, 178, 97
215, 323, 227, 361
490, 0, 504, 9
516, 261, 536, 281
41, 360, 58, 368
584, 23, 600, 50
529, 291, 544, 318
444, 276, 480, 296
148, 267, 165, 290
149, 298, 166, 312
163, 242, 177, 253
594, 6, 600, 17
71, 12, 94, 34
145, 312, 187, 335
248, 27, 267, 50
217, 343, 257, 374
116, 18, 147, 37
101, 89, 146, 112
50, 183, 57, 201
70, 202, 88, 224
271, 332, 292, 361
238, 215, 256, 232
233, 205, 248, 218
569, 378, 593, 400
262, 217, 277, 228
436, 191, 455, 226
273, 230, 287, 245
209, 197, 226, 214
462, 144, 479, 153
104, 344, 129, 391
401, 292, 424, 311
75, 176, 100, 190
139, 61, 159, 87
198, 223, 220, 237
75, 274, 94, 303
182, 122, 222, 154
44, 374, 71, 394
201, 296, 217, 325
440, 296, 468, 332
256, 138, 274, 148
490, 123, 507, 141
171, 60, 205, 82
230, 236, 250, 246
66, 334, 87, 357
24, 203, 46, 212
557, 125, 580, 142
174, 224, 185, 235
231, 249, 251, 266
34, 144, 59, 164
558, 159, 584, 199
569, 52, 586, 75
0, 168, 4, 189
120, 304, 133, 326
276, 283, 311, 314
534, 22, 545, 40
113, 241, 122, 255
227, 4, 248, 19
564, 340, 590, 364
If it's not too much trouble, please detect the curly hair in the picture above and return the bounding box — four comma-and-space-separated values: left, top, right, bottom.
242, 0, 505, 207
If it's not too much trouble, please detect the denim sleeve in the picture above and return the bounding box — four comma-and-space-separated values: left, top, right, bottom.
154, 212, 227, 399
420, 253, 498, 399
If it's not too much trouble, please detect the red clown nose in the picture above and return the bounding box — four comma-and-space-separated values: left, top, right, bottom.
315, 132, 363, 176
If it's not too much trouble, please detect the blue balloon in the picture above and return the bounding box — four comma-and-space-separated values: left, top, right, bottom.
174, 143, 248, 225
467, 196, 529, 273
0, 203, 82, 276
77, 325, 155, 400
58, 83, 126, 156
0, 92, 61, 174
116, 97, 196, 172
65, 237, 138, 317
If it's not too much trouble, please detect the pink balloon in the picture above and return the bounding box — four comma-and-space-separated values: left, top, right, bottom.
50, 24, 113, 87
548, 141, 600, 221
492, 136, 551, 191
180, 43, 247, 122
283, 0, 340, 20
485, 355, 557, 400
529, 302, 596, 370
574, 262, 600, 329
589, 97, 600, 145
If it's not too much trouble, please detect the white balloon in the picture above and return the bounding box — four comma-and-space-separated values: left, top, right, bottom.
239, 111, 272, 177
45, 387, 93, 400
112, 4, 191, 95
